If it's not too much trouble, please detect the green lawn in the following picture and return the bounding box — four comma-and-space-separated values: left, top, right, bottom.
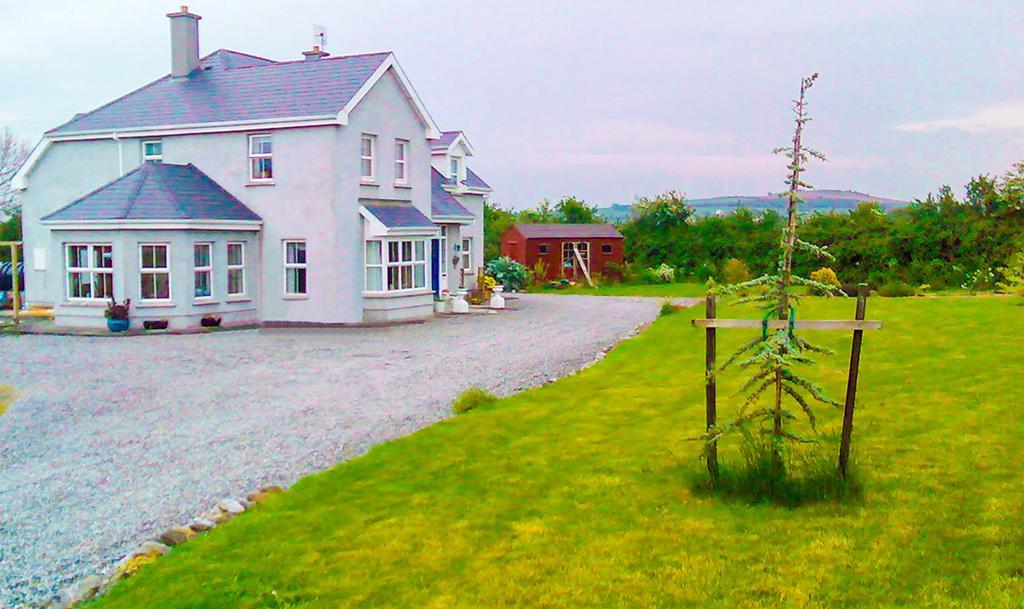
91, 296, 1024, 608
538, 281, 709, 297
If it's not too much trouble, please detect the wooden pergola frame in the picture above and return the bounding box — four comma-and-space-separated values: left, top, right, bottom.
1, 241, 22, 325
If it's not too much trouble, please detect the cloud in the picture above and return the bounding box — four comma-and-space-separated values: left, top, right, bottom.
896, 102, 1024, 134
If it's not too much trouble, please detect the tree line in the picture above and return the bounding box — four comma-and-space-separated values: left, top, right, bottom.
485, 161, 1024, 291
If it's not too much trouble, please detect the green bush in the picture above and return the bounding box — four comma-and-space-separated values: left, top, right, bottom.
878, 281, 917, 297
452, 387, 497, 414
722, 258, 752, 284
485, 257, 529, 292
658, 299, 677, 317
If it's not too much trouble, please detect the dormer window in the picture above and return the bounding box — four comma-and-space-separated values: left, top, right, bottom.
450, 157, 462, 184
248, 134, 273, 182
142, 140, 162, 162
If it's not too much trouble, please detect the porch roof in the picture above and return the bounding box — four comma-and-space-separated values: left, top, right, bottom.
360, 200, 436, 229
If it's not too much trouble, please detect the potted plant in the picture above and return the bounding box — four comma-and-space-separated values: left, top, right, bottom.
105, 297, 131, 332
433, 296, 447, 314
143, 319, 170, 331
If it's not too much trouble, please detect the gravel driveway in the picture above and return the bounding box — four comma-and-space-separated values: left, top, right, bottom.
0, 294, 694, 607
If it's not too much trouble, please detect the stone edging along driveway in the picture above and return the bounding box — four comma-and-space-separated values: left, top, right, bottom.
0, 294, 698, 607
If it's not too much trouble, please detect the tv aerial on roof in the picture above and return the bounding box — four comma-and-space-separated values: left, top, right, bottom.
313, 25, 327, 49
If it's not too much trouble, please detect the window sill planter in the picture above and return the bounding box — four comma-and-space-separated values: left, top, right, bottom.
107, 318, 130, 332
143, 320, 170, 331
200, 315, 222, 328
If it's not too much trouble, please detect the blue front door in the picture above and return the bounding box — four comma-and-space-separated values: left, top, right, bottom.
431, 238, 441, 297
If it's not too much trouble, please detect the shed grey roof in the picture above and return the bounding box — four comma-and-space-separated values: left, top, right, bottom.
431, 169, 473, 219
42, 162, 261, 222
510, 223, 623, 239
361, 200, 436, 229
48, 49, 391, 135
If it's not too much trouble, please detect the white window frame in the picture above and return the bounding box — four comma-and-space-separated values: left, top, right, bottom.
139, 243, 172, 303
141, 139, 163, 162
227, 241, 246, 298
364, 238, 428, 294
461, 237, 473, 275
364, 240, 384, 292
248, 134, 273, 182
65, 243, 114, 302
450, 156, 462, 183
193, 242, 213, 302
361, 134, 377, 182
394, 139, 409, 185
283, 240, 308, 297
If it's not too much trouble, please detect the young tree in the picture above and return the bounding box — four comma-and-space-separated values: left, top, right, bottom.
0, 128, 30, 215
483, 202, 517, 261
708, 74, 841, 476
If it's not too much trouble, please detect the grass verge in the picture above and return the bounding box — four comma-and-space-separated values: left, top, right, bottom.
90, 296, 1024, 608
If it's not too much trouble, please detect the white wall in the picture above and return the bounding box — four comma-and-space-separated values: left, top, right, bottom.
19, 66, 480, 325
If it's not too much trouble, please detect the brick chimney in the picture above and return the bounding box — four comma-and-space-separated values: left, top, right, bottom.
167, 6, 201, 77
302, 46, 330, 61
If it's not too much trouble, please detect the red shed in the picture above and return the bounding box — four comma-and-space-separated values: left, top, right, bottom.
500, 223, 624, 282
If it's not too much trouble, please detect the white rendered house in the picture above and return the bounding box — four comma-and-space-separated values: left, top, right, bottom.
13, 7, 491, 329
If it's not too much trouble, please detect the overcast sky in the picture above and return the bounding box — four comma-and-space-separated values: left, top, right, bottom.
2, 1, 1022, 207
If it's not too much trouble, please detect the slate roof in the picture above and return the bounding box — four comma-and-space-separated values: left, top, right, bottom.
48, 49, 391, 135
464, 167, 490, 190
430, 130, 462, 151
42, 162, 262, 222
431, 169, 473, 219
361, 200, 436, 229
510, 223, 623, 239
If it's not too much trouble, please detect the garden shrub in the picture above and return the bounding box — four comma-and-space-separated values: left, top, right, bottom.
877, 281, 917, 297
650, 263, 675, 283
658, 299, 677, 317
452, 387, 497, 414
485, 257, 529, 291
722, 258, 752, 284
602, 261, 626, 282
809, 267, 841, 295
527, 260, 549, 290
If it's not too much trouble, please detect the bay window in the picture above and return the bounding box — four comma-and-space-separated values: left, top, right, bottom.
364, 239, 428, 292
193, 242, 212, 299
140, 244, 171, 301
66, 244, 113, 301
283, 240, 307, 296
227, 242, 245, 296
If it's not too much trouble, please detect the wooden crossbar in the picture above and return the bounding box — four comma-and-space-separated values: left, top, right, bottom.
692, 318, 881, 331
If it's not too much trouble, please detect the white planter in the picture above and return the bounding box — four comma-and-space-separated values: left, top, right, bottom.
490, 285, 506, 309
452, 290, 470, 314
434, 300, 447, 314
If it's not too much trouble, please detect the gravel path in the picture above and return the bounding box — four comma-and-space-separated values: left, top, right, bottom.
0, 294, 695, 607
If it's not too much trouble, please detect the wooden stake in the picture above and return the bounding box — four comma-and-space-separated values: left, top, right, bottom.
839, 283, 868, 477
704, 293, 718, 480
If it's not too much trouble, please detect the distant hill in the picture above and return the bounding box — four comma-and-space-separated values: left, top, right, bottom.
595, 190, 911, 222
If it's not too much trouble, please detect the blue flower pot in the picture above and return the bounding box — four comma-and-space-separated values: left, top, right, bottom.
107, 318, 130, 332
